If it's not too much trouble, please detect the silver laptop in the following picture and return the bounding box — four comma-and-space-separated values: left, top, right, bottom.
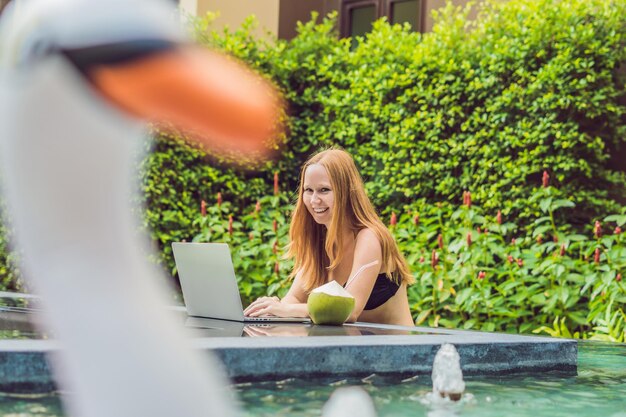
171, 242, 309, 323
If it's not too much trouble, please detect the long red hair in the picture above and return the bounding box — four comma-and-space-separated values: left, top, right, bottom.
286, 148, 414, 292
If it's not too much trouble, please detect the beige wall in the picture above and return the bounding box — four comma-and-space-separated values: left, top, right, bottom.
182, 0, 479, 40
181, 0, 281, 39
278, 0, 325, 39
322, 0, 341, 16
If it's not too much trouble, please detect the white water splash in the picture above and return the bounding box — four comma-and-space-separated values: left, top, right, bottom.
322, 386, 377, 417
432, 343, 466, 401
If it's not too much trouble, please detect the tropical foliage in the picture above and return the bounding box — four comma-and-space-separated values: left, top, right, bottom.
0, 0, 625, 341
189, 172, 626, 342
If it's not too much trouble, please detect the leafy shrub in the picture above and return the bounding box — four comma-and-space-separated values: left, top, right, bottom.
186, 172, 625, 341
191, 0, 626, 220
397, 177, 625, 342
190, 187, 294, 306
303, 0, 626, 223
0, 205, 22, 292
139, 0, 626, 279
137, 132, 276, 275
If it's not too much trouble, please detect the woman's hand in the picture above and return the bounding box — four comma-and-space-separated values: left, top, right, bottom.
243, 296, 310, 318
243, 296, 283, 317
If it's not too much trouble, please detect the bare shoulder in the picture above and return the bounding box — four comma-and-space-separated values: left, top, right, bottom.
356, 227, 379, 241
355, 228, 382, 250
352, 228, 383, 273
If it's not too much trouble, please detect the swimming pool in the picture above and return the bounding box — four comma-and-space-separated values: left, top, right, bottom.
0, 340, 623, 416
234, 340, 625, 417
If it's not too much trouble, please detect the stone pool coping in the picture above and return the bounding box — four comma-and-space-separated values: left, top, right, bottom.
0, 295, 577, 391
194, 321, 577, 381
0, 320, 577, 391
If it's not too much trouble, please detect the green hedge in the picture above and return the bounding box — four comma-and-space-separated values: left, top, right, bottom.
0, 204, 22, 292
193, 0, 626, 221
140, 0, 626, 279
137, 133, 274, 275
181, 177, 626, 341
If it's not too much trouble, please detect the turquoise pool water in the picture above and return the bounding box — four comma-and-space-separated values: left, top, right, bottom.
0, 393, 62, 416
0, 341, 623, 416
234, 340, 625, 417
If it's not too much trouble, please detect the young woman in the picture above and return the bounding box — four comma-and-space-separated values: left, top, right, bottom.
244, 148, 415, 326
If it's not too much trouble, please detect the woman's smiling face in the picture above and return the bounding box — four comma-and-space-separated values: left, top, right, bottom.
303, 163, 334, 227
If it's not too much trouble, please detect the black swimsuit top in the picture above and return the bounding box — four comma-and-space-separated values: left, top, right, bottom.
344, 273, 400, 310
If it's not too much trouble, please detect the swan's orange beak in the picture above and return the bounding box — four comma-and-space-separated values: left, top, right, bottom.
87, 45, 283, 159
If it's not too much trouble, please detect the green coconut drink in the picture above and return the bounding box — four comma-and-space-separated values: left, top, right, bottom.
307, 281, 355, 325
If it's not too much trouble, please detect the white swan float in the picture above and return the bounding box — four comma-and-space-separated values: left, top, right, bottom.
0, 1, 281, 416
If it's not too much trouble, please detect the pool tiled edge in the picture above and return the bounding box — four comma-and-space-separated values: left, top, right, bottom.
196, 324, 577, 382
0, 323, 577, 392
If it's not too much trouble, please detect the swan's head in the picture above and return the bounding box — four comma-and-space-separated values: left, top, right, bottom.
0, 0, 283, 158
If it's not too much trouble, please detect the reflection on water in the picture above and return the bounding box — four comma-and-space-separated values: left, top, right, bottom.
184, 316, 443, 338
1, 296, 439, 340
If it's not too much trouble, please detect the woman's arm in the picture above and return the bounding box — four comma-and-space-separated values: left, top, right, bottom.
243, 270, 310, 318
343, 228, 384, 322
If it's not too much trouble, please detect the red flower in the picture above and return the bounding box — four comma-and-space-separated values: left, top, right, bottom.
511, 238, 516, 245
542, 171, 549, 188
217, 192, 222, 208
228, 215, 234, 236
553, 235, 559, 243
200, 200, 207, 217
536, 235, 543, 245
616, 273, 622, 282
614, 226, 622, 235
431, 250, 438, 268
594, 221, 602, 238
594, 247, 600, 264
255, 200, 261, 213
466, 232, 472, 247
477, 271, 486, 280
273, 241, 278, 254
517, 258, 523, 267
413, 214, 420, 226
496, 210, 502, 225
249, 232, 254, 241
419, 256, 425, 263
437, 234, 444, 250
274, 262, 280, 274
273, 171, 279, 196
390, 212, 397, 226
507, 255, 514, 264
273, 219, 278, 233
464, 191, 472, 208
560, 244, 566, 256
476, 227, 482, 234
